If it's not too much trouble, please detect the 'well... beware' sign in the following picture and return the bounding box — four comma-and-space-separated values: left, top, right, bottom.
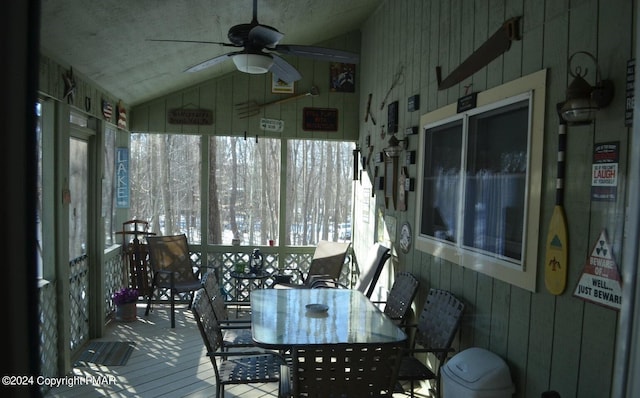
573, 229, 622, 311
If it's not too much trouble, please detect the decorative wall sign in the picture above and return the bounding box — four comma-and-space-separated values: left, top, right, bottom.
116, 147, 130, 208
260, 118, 284, 132
272, 75, 294, 93
408, 94, 420, 112
457, 92, 478, 113
302, 107, 338, 131
168, 108, 214, 125
573, 229, 622, 311
399, 221, 412, 253
329, 62, 356, 92
405, 126, 418, 135
591, 141, 619, 202
405, 151, 416, 165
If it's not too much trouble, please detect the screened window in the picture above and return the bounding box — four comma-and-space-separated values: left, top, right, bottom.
102, 126, 116, 247
285, 140, 354, 245
130, 134, 354, 248
208, 136, 280, 246
415, 69, 546, 292
129, 133, 202, 243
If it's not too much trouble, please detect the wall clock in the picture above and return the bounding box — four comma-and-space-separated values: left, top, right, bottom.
399, 221, 412, 253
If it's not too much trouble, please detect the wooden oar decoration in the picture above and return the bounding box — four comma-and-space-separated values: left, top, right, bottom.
436, 16, 521, 90
544, 104, 569, 295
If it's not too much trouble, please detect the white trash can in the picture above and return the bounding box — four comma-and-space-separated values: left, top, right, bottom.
441, 347, 514, 398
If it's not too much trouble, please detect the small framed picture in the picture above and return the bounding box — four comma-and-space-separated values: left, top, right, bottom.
329, 62, 356, 92
272, 75, 294, 93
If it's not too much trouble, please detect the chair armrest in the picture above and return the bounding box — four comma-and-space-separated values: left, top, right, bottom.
219, 323, 252, 330
273, 268, 305, 283
406, 347, 455, 356
218, 318, 252, 324
223, 300, 252, 307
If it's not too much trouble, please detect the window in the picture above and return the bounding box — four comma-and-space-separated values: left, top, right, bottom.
130, 133, 202, 243
416, 70, 546, 291
102, 126, 116, 248
130, 133, 354, 248
285, 139, 354, 245
208, 136, 280, 246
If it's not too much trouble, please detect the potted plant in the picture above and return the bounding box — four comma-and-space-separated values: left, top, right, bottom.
112, 287, 139, 322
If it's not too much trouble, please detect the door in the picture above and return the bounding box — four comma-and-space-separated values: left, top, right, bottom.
68, 121, 93, 353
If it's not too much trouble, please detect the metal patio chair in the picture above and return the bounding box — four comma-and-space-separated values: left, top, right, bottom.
272, 240, 351, 289
144, 234, 203, 328
192, 288, 287, 398
397, 288, 465, 398
279, 343, 404, 397
372, 271, 419, 326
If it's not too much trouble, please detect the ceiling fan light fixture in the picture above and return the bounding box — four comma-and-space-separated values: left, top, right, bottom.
232, 53, 273, 74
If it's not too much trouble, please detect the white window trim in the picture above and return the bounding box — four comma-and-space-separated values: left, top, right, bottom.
415, 69, 547, 292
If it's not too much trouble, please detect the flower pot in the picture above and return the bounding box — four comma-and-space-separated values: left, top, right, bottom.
115, 302, 137, 322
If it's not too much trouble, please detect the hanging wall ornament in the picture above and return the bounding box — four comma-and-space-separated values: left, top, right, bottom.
102, 99, 113, 122
116, 100, 127, 130
62, 67, 76, 104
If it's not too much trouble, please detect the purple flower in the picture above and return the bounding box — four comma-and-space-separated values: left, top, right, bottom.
112, 287, 139, 305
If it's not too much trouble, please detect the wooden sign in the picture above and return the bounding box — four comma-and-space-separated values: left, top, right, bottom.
303, 107, 338, 131
168, 108, 213, 125
260, 118, 284, 132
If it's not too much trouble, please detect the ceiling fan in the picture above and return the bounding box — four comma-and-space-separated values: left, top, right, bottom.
149, 0, 360, 83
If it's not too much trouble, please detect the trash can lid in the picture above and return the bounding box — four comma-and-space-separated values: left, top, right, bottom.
444, 347, 513, 388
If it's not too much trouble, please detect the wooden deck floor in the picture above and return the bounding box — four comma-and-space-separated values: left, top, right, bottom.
44, 302, 427, 398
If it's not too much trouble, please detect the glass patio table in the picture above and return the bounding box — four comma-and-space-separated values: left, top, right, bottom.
250, 288, 407, 349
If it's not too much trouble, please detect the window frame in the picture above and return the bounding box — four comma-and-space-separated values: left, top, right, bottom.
415, 69, 547, 292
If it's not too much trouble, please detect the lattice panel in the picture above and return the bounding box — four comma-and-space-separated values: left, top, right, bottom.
104, 249, 126, 317
39, 281, 58, 388
69, 255, 89, 352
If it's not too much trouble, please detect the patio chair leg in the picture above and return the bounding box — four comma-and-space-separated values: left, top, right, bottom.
145, 292, 152, 315
170, 293, 175, 328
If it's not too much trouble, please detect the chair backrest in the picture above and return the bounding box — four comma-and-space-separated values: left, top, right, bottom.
354, 242, 391, 298
191, 288, 224, 365
306, 240, 351, 284
201, 272, 230, 321
289, 343, 403, 397
415, 288, 464, 362
146, 234, 197, 286
384, 272, 419, 322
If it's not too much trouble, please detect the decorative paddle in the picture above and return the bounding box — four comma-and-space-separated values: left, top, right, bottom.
544, 104, 569, 295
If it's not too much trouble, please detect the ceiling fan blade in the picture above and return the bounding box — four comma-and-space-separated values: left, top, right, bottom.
146, 38, 238, 47
270, 55, 302, 83
185, 53, 232, 73
249, 25, 284, 47
274, 45, 360, 64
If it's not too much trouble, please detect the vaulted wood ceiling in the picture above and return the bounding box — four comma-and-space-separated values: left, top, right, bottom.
40, 0, 382, 106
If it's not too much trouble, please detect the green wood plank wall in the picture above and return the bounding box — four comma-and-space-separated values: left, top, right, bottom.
357, 1, 631, 397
